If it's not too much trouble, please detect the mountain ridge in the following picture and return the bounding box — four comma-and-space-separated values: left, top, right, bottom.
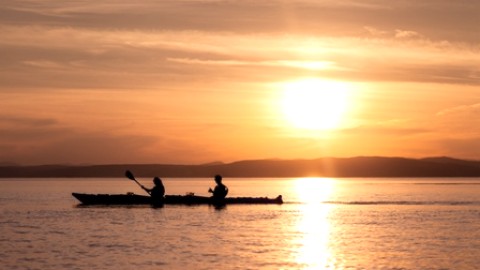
2, 156, 480, 178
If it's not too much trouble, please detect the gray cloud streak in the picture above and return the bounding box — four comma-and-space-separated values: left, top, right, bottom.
1, 1, 479, 41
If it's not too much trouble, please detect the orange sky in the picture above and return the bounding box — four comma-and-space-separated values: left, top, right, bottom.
1, 1, 479, 165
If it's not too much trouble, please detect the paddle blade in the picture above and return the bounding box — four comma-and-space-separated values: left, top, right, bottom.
125, 170, 136, 181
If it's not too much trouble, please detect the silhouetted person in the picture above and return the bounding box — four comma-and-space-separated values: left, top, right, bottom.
143, 176, 165, 204
208, 174, 228, 199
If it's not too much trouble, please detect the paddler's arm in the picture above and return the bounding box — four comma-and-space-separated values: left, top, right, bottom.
141, 185, 152, 195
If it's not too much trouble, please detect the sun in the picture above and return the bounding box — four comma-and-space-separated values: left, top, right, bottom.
282, 79, 351, 130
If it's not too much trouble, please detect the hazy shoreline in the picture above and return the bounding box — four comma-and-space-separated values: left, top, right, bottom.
2, 156, 480, 178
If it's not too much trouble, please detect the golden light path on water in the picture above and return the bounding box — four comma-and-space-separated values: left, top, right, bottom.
293, 177, 336, 269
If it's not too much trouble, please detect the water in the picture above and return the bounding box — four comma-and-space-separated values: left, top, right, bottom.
1, 177, 480, 270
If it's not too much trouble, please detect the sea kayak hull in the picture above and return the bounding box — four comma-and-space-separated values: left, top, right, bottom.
72, 193, 283, 205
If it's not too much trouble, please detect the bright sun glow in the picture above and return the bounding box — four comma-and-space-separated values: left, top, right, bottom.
282, 79, 351, 130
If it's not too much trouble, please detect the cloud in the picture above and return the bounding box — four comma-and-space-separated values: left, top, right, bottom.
437, 103, 480, 117
339, 124, 431, 137
0, 115, 58, 127
435, 137, 480, 160
364, 26, 423, 40
0, 125, 191, 165
1, 23, 479, 92
0, 107, 227, 165
395, 29, 422, 39
364, 26, 388, 36
22, 60, 66, 69
1, 0, 479, 43
167, 57, 335, 70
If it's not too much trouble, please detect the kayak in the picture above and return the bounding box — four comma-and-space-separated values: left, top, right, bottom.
72, 192, 283, 206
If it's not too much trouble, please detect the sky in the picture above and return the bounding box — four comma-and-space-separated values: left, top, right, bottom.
1, 0, 479, 165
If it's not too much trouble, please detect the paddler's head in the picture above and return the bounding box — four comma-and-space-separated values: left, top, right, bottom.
153, 176, 162, 186
214, 174, 222, 184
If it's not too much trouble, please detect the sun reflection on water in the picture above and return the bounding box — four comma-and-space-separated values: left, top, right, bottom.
294, 178, 337, 269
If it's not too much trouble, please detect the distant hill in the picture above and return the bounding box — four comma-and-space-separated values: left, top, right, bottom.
1, 156, 480, 178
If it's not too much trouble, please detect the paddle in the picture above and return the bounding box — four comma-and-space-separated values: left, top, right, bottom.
125, 170, 150, 195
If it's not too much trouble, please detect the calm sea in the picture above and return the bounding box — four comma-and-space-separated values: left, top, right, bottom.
1, 177, 480, 270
